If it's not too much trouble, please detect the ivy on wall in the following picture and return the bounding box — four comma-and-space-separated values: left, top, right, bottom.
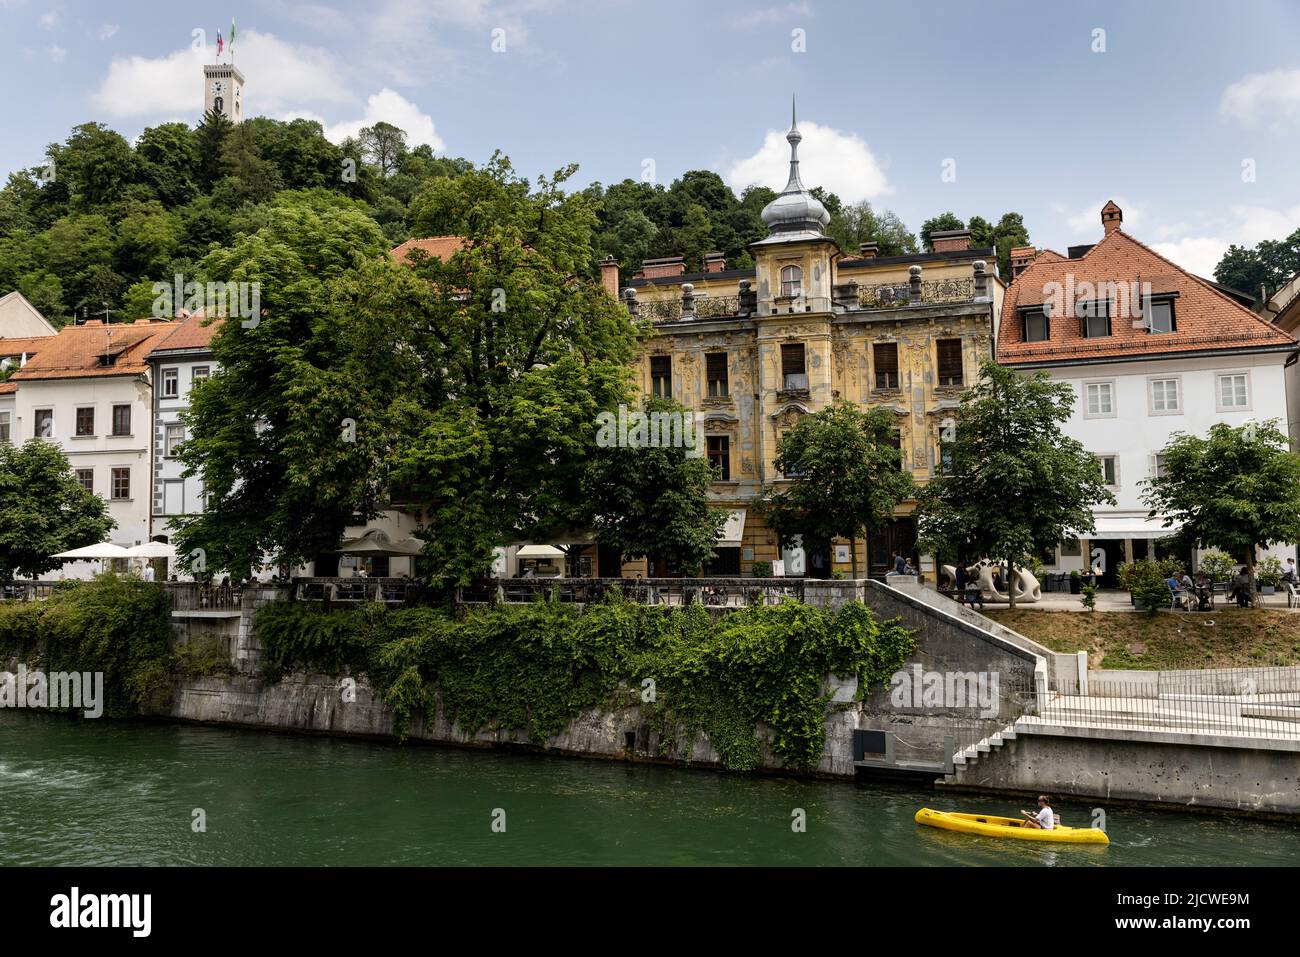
254, 592, 916, 771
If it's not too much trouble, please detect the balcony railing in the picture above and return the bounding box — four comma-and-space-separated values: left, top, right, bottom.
165, 581, 244, 611
291, 576, 420, 605
858, 278, 976, 308
640, 295, 741, 321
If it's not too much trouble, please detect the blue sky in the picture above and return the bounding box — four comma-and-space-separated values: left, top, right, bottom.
3, 0, 1299, 277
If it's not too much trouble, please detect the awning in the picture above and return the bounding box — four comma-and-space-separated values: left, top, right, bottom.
335, 530, 424, 556
516, 544, 566, 559
53, 543, 130, 559
717, 510, 746, 548
123, 541, 177, 559
1085, 516, 1180, 540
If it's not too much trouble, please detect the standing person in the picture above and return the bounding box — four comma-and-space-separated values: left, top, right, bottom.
143, 563, 155, 583
892, 551, 907, 575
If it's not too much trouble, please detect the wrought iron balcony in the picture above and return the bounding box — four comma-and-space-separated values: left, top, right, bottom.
857, 278, 976, 308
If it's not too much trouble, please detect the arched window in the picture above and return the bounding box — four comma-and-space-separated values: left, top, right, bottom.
780, 265, 803, 298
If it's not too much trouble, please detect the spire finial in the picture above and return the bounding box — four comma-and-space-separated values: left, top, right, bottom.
791, 93, 797, 130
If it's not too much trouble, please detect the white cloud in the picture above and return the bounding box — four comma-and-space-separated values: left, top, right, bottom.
725, 120, 890, 203
98, 24, 119, 41
297, 88, 444, 150
1053, 196, 1144, 239
92, 29, 351, 118
735, 2, 814, 27
1220, 68, 1300, 128
1151, 202, 1300, 277
47, 45, 65, 63
39, 11, 57, 29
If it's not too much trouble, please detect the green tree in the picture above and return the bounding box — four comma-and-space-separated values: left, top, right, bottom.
1142, 420, 1300, 599
583, 399, 724, 574
761, 402, 915, 578
827, 201, 918, 257
917, 362, 1115, 608
920, 212, 964, 250
1214, 228, 1300, 303
171, 191, 394, 578
359, 121, 408, 178
0, 440, 115, 582
399, 154, 640, 582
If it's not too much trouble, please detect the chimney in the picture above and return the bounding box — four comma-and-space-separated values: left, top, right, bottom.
704, 252, 726, 273
930, 229, 971, 253
640, 256, 686, 279
859, 241, 879, 259
1010, 246, 1037, 278
1101, 200, 1123, 236
599, 255, 619, 297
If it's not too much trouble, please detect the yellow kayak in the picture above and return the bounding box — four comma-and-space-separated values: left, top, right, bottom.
915, 807, 1110, 845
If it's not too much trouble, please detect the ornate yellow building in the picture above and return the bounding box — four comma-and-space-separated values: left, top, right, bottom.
603, 109, 1004, 580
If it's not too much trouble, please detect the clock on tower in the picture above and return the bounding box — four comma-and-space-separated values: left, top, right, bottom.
202, 64, 245, 123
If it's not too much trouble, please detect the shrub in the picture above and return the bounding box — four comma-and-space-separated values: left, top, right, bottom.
750, 561, 773, 578
1080, 584, 1097, 611
1257, 555, 1283, 588
1121, 561, 1174, 615
1199, 551, 1236, 584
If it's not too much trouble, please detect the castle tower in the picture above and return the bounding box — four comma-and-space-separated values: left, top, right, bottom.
203, 64, 245, 123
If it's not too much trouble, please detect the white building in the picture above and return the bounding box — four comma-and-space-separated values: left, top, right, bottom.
999, 202, 1298, 585
5, 319, 177, 577
146, 311, 217, 541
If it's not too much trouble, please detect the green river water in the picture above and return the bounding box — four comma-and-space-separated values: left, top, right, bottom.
2, 711, 1297, 866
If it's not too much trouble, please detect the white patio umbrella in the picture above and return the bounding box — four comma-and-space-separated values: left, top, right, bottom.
123, 541, 177, 559
53, 543, 130, 560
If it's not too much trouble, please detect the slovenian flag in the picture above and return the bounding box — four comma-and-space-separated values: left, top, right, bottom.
216, 30, 224, 54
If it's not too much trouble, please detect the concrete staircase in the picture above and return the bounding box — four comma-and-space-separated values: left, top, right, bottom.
944, 719, 1025, 783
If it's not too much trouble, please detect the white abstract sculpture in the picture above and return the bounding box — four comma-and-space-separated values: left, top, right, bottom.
941, 560, 1042, 603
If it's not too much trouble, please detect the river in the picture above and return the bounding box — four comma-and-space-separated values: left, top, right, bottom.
1, 711, 1296, 866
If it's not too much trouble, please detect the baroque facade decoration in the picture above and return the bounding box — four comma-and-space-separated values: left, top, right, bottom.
609, 106, 1005, 579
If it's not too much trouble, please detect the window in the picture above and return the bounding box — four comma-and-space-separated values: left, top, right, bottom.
781, 343, 807, 391
1150, 377, 1181, 413
34, 409, 53, 438
779, 265, 802, 298
936, 338, 963, 387
0, 411, 10, 444
1084, 381, 1115, 418
163, 480, 184, 515
650, 355, 671, 398
111, 467, 131, 500
1097, 454, 1118, 487
1146, 299, 1175, 334
75, 469, 93, 493
706, 435, 730, 481
1152, 454, 1169, 480
874, 342, 900, 390
1022, 308, 1050, 342
887, 428, 905, 472
161, 367, 179, 398
1078, 297, 1112, 338
75, 407, 95, 436
111, 405, 131, 436
192, 366, 211, 385
166, 423, 186, 458
1217, 373, 1249, 410
706, 352, 729, 397
1061, 538, 1081, 556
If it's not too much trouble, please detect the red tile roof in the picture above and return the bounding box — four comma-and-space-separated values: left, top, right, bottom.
0, 382, 16, 395
998, 226, 1295, 365
0, 335, 54, 358
149, 309, 222, 354
391, 236, 465, 264
7, 320, 177, 381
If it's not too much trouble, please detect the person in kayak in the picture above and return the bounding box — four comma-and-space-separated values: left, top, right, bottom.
1020, 795, 1055, 829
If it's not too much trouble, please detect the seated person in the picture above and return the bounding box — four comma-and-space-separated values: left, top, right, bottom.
1283, 558, 1298, 583
1227, 569, 1252, 607
1020, 795, 1056, 830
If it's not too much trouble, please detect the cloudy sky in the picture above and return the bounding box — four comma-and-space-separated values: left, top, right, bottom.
3, 0, 1298, 278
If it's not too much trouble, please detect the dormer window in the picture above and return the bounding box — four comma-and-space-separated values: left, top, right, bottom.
1077, 298, 1112, 338
1145, 298, 1175, 334
1022, 307, 1050, 342
779, 265, 803, 298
